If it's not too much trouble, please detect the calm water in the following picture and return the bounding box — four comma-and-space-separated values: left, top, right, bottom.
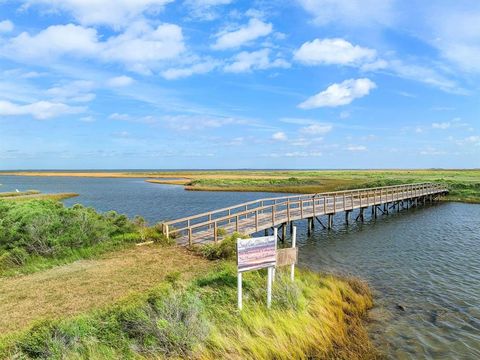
1, 175, 479, 358
0, 175, 287, 223
295, 202, 480, 359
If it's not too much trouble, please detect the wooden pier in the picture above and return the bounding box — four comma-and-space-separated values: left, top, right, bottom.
162, 183, 448, 245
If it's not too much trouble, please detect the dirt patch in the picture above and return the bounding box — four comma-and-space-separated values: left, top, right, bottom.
0, 245, 211, 335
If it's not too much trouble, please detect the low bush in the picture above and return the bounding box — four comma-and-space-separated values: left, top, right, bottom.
196, 232, 247, 260
0, 200, 173, 274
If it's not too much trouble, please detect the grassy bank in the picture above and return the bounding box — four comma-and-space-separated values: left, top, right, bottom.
0, 190, 79, 202
0, 200, 169, 276
0, 201, 380, 359
0, 263, 379, 359
4, 169, 478, 203
147, 169, 480, 203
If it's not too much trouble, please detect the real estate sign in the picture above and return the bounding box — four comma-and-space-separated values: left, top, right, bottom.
237, 236, 277, 272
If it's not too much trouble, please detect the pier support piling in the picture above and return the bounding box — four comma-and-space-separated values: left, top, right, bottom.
327, 214, 334, 229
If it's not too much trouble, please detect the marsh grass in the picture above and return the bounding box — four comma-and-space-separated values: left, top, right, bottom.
0, 263, 381, 360
0, 190, 40, 198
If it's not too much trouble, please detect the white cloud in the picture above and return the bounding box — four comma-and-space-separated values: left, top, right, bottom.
212, 18, 272, 50
0, 20, 14, 33
347, 145, 367, 152
161, 61, 218, 79
298, 78, 376, 109
424, 5, 480, 74
109, 113, 131, 121
0, 100, 84, 119
24, 0, 173, 27
432, 122, 451, 129
388, 60, 460, 93
107, 76, 134, 87
300, 123, 332, 135
224, 49, 289, 73
420, 146, 446, 156
297, 0, 395, 27
47, 80, 95, 103
161, 114, 245, 131
101, 21, 185, 73
185, 0, 233, 20
1, 22, 185, 73
272, 131, 287, 141
267, 151, 322, 158
294, 38, 377, 66
79, 115, 95, 122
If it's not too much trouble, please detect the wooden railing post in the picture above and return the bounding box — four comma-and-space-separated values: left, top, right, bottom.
255, 210, 258, 232
236, 215, 239, 232
188, 228, 192, 246
300, 200, 304, 218
287, 199, 291, 222
323, 196, 327, 214
214, 222, 218, 243
272, 205, 276, 226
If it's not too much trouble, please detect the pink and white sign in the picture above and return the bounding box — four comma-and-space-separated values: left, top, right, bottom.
237, 236, 277, 272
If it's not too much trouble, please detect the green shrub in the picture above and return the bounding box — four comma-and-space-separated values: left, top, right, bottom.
116, 288, 209, 357
17, 320, 74, 359
197, 232, 247, 260
0, 200, 173, 274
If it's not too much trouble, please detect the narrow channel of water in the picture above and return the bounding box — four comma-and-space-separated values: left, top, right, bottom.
1, 175, 479, 358
294, 202, 480, 359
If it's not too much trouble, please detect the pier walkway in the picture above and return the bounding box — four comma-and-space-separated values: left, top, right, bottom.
162, 183, 448, 245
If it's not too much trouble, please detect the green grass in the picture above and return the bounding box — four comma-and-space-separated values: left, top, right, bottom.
147, 169, 480, 203
0, 263, 380, 359
0, 190, 79, 202
0, 200, 172, 276
0, 190, 41, 198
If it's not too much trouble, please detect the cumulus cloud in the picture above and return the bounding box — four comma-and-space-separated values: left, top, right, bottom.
107, 76, 134, 87
0, 20, 14, 33
0, 100, 84, 119
23, 0, 173, 27
272, 131, 287, 141
224, 49, 289, 73
298, 78, 376, 109
212, 18, 272, 50
294, 38, 377, 66
1, 22, 185, 73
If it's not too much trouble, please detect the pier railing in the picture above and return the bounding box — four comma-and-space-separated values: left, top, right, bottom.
162, 182, 448, 245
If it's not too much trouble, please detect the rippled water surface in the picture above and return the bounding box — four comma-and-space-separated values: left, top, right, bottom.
296, 202, 480, 359
1, 175, 479, 358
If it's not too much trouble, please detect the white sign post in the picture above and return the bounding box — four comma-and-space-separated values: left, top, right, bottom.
237, 228, 277, 310
291, 226, 296, 281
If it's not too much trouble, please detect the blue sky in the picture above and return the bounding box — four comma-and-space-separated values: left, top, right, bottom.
0, 0, 479, 169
